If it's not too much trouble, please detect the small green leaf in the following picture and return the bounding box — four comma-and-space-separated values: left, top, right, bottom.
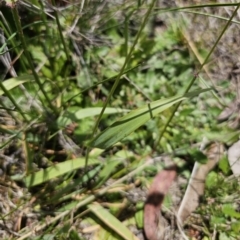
222, 204, 240, 219
163, 193, 173, 209
0, 75, 32, 95
210, 216, 225, 225
206, 171, 218, 189
90, 89, 211, 149
69, 229, 82, 240
135, 209, 144, 228
188, 148, 208, 164
218, 155, 231, 175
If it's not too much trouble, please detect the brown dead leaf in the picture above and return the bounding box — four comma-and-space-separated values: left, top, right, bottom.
217, 101, 237, 122
217, 100, 240, 129
177, 143, 224, 225
144, 165, 177, 240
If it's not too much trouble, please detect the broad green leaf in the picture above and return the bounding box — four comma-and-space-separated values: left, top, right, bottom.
57, 107, 130, 127
90, 88, 211, 149
0, 75, 32, 95
88, 202, 138, 240
22, 158, 99, 187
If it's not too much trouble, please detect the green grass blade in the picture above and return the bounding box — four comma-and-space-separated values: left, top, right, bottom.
0, 74, 32, 95
94, 159, 122, 189
181, 10, 240, 25
90, 88, 211, 149
0, 75, 32, 120
57, 107, 130, 128
22, 158, 100, 187
88, 202, 138, 240
155, 2, 238, 14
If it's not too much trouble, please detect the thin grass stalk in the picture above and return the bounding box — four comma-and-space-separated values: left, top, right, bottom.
155, 2, 239, 14
156, 3, 240, 146
0, 21, 44, 58
51, 0, 70, 61
123, 11, 131, 56
0, 21, 43, 112
10, 4, 58, 115
181, 10, 240, 25
0, 11, 27, 72
22, 132, 33, 175
38, 0, 70, 106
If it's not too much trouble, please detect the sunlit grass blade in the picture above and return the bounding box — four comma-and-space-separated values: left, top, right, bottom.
88, 202, 138, 240
0, 75, 32, 95
90, 88, 211, 149
0, 75, 33, 121
21, 158, 100, 187
57, 107, 130, 128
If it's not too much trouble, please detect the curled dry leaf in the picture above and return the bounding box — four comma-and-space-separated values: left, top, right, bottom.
144, 166, 177, 240
217, 101, 237, 122
177, 143, 224, 225
228, 140, 240, 176
217, 100, 240, 129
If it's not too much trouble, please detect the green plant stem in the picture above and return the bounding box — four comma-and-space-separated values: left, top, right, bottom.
0, 11, 28, 73
156, 3, 240, 146
51, 0, 70, 61
11, 5, 58, 115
